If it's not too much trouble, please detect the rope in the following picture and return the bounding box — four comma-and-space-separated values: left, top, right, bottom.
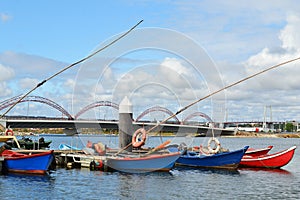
0, 20, 143, 118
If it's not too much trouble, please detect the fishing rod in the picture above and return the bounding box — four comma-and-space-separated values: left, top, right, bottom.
146, 56, 300, 134
0, 20, 143, 118
115, 56, 300, 155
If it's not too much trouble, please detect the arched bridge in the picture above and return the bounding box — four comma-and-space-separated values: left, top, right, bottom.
0, 95, 213, 123
0, 95, 73, 119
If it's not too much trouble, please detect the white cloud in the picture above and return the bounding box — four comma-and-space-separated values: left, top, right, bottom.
0, 64, 14, 98
222, 13, 300, 121
279, 14, 300, 50
0, 63, 15, 81
0, 51, 66, 77
245, 14, 300, 88
19, 78, 39, 89
0, 82, 12, 98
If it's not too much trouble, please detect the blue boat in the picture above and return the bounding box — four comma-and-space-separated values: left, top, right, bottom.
106, 152, 181, 173
1, 149, 54, 175
175, 146, 249, 170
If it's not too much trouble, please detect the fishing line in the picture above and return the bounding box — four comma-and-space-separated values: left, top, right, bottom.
0, 20, 143, 118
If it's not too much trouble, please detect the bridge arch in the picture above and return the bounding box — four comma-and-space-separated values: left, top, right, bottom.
75, 101, 119, 119
0, 95, 73, 119
182, 112, 213, 124
135, 106, 180, 123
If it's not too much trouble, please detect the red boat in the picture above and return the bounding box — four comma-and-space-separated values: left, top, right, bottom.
239, 146, 296, 169
245, 145, 273, 157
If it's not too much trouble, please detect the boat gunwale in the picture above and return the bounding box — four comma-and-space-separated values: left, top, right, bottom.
2, 150, 54, 160
241, 146, 296, 161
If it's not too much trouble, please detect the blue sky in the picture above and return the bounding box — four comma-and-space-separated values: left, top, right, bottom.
1, 0, 300, 123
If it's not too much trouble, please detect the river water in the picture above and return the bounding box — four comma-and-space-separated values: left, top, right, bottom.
0, 135, 299, 200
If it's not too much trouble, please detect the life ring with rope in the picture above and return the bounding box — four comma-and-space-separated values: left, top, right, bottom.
207, 137, 221, 154
132, 128, 147, 148
5, 128, 14, 136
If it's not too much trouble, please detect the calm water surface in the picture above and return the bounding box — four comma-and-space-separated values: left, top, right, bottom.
0, 135, 299, 200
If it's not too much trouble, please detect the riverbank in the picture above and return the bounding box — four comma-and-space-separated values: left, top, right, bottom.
234, 131, 300, 138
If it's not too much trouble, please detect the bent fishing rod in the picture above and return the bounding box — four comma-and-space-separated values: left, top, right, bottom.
0, 20, 143, 118
146, 56, 300, 134
115, 56, 300, 155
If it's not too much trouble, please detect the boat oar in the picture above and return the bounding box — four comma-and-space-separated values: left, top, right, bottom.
0, 20, 144, 118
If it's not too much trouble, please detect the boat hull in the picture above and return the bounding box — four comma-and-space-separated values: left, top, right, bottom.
239, 146, 296, 168
107, 152, 181, 173
176, 146, 249, 170
2, 150, 54, 175
245, 146, 273, 157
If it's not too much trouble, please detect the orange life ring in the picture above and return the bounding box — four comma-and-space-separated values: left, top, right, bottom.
132, 128, 147, 148
5, 129, 14, 136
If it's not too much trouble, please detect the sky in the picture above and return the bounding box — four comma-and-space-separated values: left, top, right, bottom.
1, 0, 300, 123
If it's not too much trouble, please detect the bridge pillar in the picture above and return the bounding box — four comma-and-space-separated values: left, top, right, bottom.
119, 96, 133, 152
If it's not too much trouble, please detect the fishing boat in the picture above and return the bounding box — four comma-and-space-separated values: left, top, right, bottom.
0, 135, 54, 174
239, 146, 296, 168
103, 139, 180, 173
175, 146, 248, 170
245, 145, 273, 157
106, 151, 181, 173
1, 149, 54, 175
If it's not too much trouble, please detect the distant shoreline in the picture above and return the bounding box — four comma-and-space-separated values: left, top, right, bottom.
232, 131, 300, 138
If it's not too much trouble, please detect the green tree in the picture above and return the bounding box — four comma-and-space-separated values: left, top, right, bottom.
285, 122, 294, 132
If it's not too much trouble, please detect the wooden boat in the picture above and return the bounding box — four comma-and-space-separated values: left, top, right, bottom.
0, 135, 54, 174
106, 152, 181, 173
245, 146, 273, 157
1, 149, 54, 175
239, 146, 296, 168
175, 146, 249, 170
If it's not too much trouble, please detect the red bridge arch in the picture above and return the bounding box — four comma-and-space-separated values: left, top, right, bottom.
0, 95, 73, 119
182, 112, 213, 124
135, 106, 180, 123
75, 101, 119, 119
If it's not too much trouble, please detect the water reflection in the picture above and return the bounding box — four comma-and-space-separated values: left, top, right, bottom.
5, 172, 52, 180
116, 172, 174, 199
239, 168, 292, 175
173, 166, 240, 175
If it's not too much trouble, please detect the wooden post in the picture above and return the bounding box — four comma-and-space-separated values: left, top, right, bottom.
119, 96, 133, 152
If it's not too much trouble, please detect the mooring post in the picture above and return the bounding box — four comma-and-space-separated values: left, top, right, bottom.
119, 96, 133, 152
